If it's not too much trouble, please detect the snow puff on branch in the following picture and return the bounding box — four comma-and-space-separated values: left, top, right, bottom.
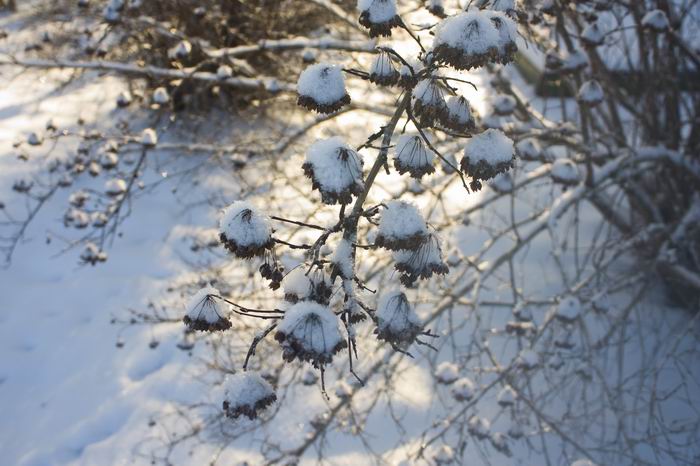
375, 200, 429, 250
183, 286, 232, 332
374, 290, 422, 347
393, 233, 449, 286
297, 63, 351, 114
461, 128, 515, 191
393, 134, 436, 179
283, 267, 333, 305
222, 372, 277, 420
303, 137, 365, 205
358, 0, 402, 38
219, 201, 274, 259
369, 50, 400, 86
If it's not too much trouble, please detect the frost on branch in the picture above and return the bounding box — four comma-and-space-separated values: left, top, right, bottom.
411, 78, 448, 127
275, 302, 347, 368
393, 134, 436, 179
451, 376, 476, 401
222, 372, 277, 420
219, 201, 274, 258
442, 95, 476, 132
375, 200, 428, 250
550, 158, 581, 186
369, 50, 399, 86
577, 80, 604, 106
182, 286, 232, 332
303, 137, 364, 205
461, 128, 515, 191
374, 290, 422, 347
393, 233, 449, 286
435, 361, 460, 384
358, 0, 401, 38
297, 63, 350, 114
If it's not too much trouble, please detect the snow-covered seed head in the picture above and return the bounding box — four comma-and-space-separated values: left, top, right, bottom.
442, 95, 476, 132
104, 178, 127, 197
182, 286, 232, 332
492, 94, 517, 116
393, 233, 449, 286
485, 10, 519, 65
435, 361, 460, 384
642, 9, 670, 32
330, 239, 355, 282
65, 208, 89, 229
99, 151, 119, 170
393, 134, 436, 179
170, 40, 192, 60
561, 48, 588, 74
432, 444, 455, 464
80, 242, 107, 265
375, 200, 429, 250
556, 295, 582, 323
303, 137, 364, 205
515, 348, 539, 370
274, 301, 348, 368
398, 58, 423, 89
92, 212, 108, 228
27, 132, 43, 146
489, 172, 513, 194
515, 138, 541, 161
461, 129, 515, 191
369, 50, 399, 86
577, 80, 604, 106
141, 128, 158, 147
216, 65, 233, 80
301, 367, 319, 386
411, 78, 448, 127
432, 12, 501, 71
357, 0, 401, 38
219, 201, 274, 258
490, 432, 512, 456
152, 87, 170, 105
374, 291, 422, 346
297, 63, 350, 114
467, 415, 491, 440
451, 376, 476, 401
69, 190, 90, 208
426, 0, 446, 18
497, 385, 517, 406
116, 91, 132, 107
282, 267, 332, 305
581, 22, 604, 47
222, 372, 277, 420
550, 158, 581, 186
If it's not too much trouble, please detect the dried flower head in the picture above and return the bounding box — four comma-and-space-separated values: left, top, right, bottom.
411, 78, 448, 126
442, 95, 476, 132
550, 158, 581, 186
358, 0, 402, 38
393, 134, 436, 179
369, 50, 399, 86
375, 200, 429, 250
303, 137, 364, 205
374, 291, 422, 346
222, 372, 277, 420
461, 129, 515, 191
183, 286, 232, 332
393, 233, 449, 286
219, 201, 274, 258
297, 63, 350, 114
432, 12, 500, 70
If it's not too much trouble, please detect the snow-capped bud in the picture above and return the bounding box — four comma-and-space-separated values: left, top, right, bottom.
99, 151, 119, 169
170, 40, 192, 60
183, 286, 232, 332
374, 291, 422, 346
104, 178, 127, 197
489, 172, 513, 193
393, 134, 435, 179
27, 132, 43, 146
435, 361, 460, 384
497, 385, 517, 406
297, 63, 350, 114
398, 58, 423, 89
274, 301, 347, 368
556, 295, 581, 323
116, 91, 131, 107
411, 78, 447, 126
432, 445, 455, 464
152, 87, 170, 105
303, 137, 364, 205
222, 372, 277, 419
490, 432, 512, 456
461, 129, 515, 191
358, 0, 401, 38
216, 65, 233, 80
642, 9, 669, 32
330, 239, 354, 281
442, 95, 476, 132
468, 416, 491, 440
550, 158, 580, 186
369, 50, 399, 86
426, 0, 446, 18
515, 138, 541, 161
451, 376, 476, 401
375, 200, 428, 250
581, 22, 604, 47
492, 94, 517, 116
544, 49, 565, 74
515, 348, 539, 370
80, 242, 107, 265
485, 11, 519, 65
577, 80, 604, 106
508, 421, 524, 439
432, 12, 502, 71
393, 233, 449, 286
141, 128, 158, 146
219, 201, 274, 258
69, 190, 90, 208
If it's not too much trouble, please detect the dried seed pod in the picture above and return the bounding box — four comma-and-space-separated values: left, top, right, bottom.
432, 12, 500, 71
442, 95, 476, 132
393, 234, 449, 286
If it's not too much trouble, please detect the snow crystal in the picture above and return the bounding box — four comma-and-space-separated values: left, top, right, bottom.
577, 80, 604, 105
642, 9, 669, 32
581, 22, 604, 47
516, 138, 541, 161
183, 286, 231, 331
330, 239, 354, 280
297, 63, 349, 113
557, 295, 581, 322
104, 178, 127, 196
141, 128, 158, 146
369, 50, 399, 86
444, 95, 475, 131
463, 129, 514, 166
216, 65, 233, 79
492, 94, 516, 115
275, 301, 347, 367
451, 376, 475, 401
222, 372, 276, 420
304, 137, 364, 205
550, 158, 580, 185
375, 290, 422, 345
433, 12, 500, 69
376, 200, 428, 249
152, 87, 169, 104
435, 361, 460, 384
393, 134, 435, 178
497, 385, 517, 406
219, 201, 273, 258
